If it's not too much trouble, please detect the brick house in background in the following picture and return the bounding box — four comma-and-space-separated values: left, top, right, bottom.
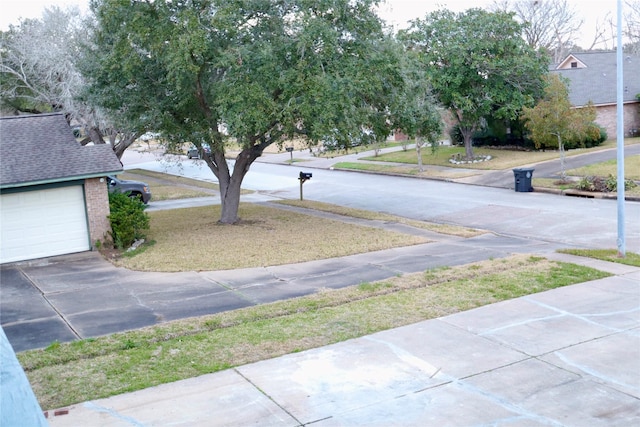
0, 113, 123, 263
551, 51, 640, 139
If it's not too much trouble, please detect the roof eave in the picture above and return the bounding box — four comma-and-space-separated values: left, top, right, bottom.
0, 170, 124, 190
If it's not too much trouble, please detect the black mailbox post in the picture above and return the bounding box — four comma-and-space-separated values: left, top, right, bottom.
298, 171, 312, 200
286, 146, 294, 163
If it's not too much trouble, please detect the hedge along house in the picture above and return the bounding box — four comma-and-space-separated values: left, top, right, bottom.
551, 51, 640, 140
0, 113, 123, 264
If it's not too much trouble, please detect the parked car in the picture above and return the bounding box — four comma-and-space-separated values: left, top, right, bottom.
107, 176, 152, 204
187, 144, 211, 159
321, 128, 375, 151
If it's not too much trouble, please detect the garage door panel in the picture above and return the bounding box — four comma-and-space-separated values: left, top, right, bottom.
1, 186, 90, 263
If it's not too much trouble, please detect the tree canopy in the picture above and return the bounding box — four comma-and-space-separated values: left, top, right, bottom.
85, 0, 404, 223
388, 50, 442, 172
400, 8, 549, 159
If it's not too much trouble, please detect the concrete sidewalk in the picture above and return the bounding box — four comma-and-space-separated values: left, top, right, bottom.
46, 253, 640, 426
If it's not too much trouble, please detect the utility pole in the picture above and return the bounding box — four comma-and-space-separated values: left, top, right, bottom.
616, 0, 626, 257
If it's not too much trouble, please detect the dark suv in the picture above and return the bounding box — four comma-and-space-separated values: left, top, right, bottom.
187, 144, 211, 159
107, 176, 152, 204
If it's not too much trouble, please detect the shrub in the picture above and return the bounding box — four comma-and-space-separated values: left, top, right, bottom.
108, 191, 150, 250
448, 124, 464, 145
565, 124, 607, 149
576, 175, 638, 192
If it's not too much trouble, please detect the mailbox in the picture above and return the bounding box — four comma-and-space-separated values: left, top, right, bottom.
286, 147, 294, 153
298, 172, 312, 201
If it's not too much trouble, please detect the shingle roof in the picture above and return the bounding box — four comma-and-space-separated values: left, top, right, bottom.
0, 113, 123, 188
551, 51, 640, 107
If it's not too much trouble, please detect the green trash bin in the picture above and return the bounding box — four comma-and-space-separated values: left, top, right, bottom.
513, 168, 534, 192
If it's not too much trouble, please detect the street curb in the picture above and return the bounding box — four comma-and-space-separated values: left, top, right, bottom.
534, 186, 640, 201
323, 165, 640, 202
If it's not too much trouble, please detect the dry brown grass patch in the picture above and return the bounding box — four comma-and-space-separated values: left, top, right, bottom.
276, 199, 486, 238
116, 204, 426, 271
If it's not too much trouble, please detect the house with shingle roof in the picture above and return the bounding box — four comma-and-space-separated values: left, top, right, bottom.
551, 51, 640, 139
0, 113, 123, 263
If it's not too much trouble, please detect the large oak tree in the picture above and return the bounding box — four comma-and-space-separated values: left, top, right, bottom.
84, 0, 403, 223
401, 8, 548, 159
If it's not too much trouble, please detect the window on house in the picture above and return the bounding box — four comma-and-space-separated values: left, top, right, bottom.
571, 62, 578, 68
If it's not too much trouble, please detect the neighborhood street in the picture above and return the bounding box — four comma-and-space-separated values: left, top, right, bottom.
129, 147, 640, 252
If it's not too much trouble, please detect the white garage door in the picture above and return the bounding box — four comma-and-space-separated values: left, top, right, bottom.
1, 185, 90, 263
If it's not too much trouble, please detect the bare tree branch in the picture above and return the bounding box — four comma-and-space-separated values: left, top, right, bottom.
491, 0, 583, 62
0, 6, 140, 158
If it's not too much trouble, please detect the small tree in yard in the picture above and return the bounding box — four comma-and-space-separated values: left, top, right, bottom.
522, 74, 600, 182
389, 50, 442, 172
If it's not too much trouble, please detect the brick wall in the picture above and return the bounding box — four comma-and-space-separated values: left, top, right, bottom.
595, 103, 640, 139
84, 177, 111, 248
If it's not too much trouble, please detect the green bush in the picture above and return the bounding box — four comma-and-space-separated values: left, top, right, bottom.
565, 124, 607, 149
448, 124, 464, 145
108, 192, 150, 250
576, 175, 637, 192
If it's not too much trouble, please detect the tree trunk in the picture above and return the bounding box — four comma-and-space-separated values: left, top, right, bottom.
558, 134, 567, 182
219, 176, 243, 224
461, 129, 474, 159
205, 145, 261, 224
112, 133, 139, 160
416, 137, 424, 172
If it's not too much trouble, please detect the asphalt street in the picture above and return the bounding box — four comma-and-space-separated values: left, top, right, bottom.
130, 146, 640, 251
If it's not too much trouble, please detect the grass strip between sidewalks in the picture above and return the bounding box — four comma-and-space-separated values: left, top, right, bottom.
558, 249, 640, 267
20, 254, 610, 410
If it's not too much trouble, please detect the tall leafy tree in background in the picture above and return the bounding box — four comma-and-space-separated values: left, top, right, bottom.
401, 8, 548, 160
522, 74, 599, 181
0, 6, 141, 158
389, 49, 442, 172
84, 0, 403, 224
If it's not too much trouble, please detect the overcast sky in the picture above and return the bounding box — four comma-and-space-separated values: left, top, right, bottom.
0, 0, 618, 48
